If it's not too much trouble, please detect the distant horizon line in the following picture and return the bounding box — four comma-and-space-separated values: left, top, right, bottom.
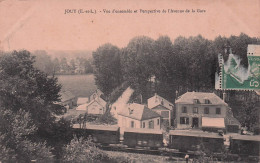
1, 33, 260, 52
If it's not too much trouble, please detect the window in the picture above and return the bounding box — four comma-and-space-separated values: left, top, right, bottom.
149, 120, 154, 129
182, 106, 187, 113
161, 99, 164, 105
204, 107, 209, 114
193, 107, 198, 113
216, 108, 221, 114
205, 99, 210, 104
131, 121, 135, 128
142, 122, 145, 128
157, 119, 160, 125
193, 99, 199, 104
161, 111, 169, 118
180, 117, 189, 124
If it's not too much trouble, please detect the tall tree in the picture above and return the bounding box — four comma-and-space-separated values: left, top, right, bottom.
122, 36, 155, 99
0, 50, 62, 134
92, 43, 122, 96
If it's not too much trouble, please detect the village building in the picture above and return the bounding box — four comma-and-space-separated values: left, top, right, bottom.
77, 97, 89, 106
76, 95, 107, 115
59, 91, 77, 110
117, 103, 161, 130
89, 89, 104, 102
147, 93, 174, 126
175, 92, 240, 133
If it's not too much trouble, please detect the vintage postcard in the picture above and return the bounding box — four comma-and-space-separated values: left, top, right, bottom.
0, 0, 260, 162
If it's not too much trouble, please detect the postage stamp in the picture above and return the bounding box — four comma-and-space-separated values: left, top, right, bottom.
216, 44, 260, 90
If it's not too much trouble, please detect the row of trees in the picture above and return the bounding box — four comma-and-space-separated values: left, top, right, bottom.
92, 33, 260, 102
33, 50, 93, 75
93, 33, 260, 130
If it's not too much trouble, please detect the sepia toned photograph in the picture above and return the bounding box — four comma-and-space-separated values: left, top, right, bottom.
0, 0, 260, 162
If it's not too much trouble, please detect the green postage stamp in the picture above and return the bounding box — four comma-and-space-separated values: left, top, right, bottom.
215, 44, 260, 90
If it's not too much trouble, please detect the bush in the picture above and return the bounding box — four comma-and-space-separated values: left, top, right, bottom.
62, 136, 108, 163
95, 113, 117, 125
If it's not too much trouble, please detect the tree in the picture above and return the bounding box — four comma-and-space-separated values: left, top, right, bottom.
69, 59, 76, 73
122, 36, 155, 99
0, 108, 54, 162
235, 100, 258, 131
52, 57, 60, 75
92, 43, 123, 96
0, 50, 62, 137
60, 57, 69, 74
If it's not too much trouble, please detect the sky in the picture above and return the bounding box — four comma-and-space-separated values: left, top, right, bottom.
0, 0, 259, 51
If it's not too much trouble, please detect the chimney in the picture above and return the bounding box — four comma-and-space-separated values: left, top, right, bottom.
223, 92, 226, 102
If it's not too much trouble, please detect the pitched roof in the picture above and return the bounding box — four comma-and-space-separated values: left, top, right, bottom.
77, 97, 89, 105
89, 89, 104, 101
151, 104, 170, 110
60, 91, 76, 102
118, 103, 161, 121
87, 97, 106, 108
148, 93, 174, 110
175, 92, 227, 105
76, 97, 107, 111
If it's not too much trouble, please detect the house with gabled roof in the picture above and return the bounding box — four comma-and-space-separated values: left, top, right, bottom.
117, 103, 161, 130
175, 91, 230, 131
76, 95, 107, 115
89, 89, 104, 102
147, 93, 174, 126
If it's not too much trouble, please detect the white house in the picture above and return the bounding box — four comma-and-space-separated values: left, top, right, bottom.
175, 92, 228, 131
76, 96, 107, 115
89, 89, 104, 102
117, 103, 161, 130
147, 93, 174, 126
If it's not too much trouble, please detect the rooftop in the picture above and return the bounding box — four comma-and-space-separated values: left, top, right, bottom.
124, 127, 163, 135
231, 134, 260, 142
175, 92, 227, 105
148, 93, 174, 110
60, 91, 76, 102
169, 130, 224, 139
118, 103, 161, 121
73, 123, 119, 131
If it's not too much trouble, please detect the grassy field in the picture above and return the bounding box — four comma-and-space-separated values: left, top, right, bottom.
57, 74, 97, 97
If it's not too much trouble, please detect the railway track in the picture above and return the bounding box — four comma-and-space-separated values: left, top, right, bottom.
100, 145, 200, 159
99, 144, 259, 162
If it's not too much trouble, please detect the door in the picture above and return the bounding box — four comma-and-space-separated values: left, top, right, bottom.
192, 117, 199, 128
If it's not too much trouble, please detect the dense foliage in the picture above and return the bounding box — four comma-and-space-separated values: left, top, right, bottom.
92, 33, 260, 128
93, 33, 260, 101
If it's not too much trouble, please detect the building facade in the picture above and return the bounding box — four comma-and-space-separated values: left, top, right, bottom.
147, 93, 174, 126
76, 95, 107, 115
117, 103, 161, 130
175, 92, 228, 130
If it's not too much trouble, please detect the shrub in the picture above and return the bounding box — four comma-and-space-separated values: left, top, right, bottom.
62, 136, 108, 163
